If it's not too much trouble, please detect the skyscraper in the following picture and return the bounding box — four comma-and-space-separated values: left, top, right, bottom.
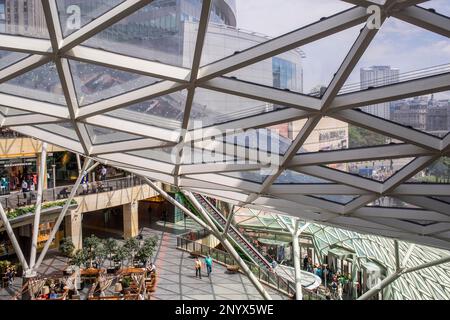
360, 66, 400, 119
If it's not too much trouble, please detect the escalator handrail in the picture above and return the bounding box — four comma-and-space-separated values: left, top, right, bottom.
195, 193, 272, 269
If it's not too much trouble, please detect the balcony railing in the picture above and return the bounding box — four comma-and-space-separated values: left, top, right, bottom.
176, 231, 325, 300
0, 175, 144, 210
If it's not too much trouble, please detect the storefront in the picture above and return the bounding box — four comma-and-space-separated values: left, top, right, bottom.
0, 158, 37, 193
326, 246, 355, 275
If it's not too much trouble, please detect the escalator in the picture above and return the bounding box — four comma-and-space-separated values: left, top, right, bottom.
191, 193, 273, 270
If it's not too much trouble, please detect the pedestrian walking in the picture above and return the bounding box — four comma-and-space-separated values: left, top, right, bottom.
194, 257, 202, 279
205, 255, 213, 277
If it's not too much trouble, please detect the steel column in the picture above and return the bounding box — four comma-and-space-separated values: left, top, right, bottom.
33, 159, 98, 271
29, 142, 48, 269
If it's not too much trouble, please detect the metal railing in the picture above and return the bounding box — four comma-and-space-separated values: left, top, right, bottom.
0, 175, 144, 210
176, 232, 324, 300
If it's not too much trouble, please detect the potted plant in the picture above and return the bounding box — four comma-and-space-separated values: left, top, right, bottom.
114, 245, 129, 269
137, 236, 157, 267
104, 238, 118, 273
83, 235, 101, 268
123, 238, 140, 267
59, 237, 75, 258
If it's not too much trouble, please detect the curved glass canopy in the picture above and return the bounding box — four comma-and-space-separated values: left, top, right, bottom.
0, 0, 449, 251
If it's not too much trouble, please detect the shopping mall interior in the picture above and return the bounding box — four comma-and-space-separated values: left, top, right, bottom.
0, 0, 449, 302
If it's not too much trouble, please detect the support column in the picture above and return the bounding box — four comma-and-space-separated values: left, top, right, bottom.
36, 147, 48, 189
292, 221, 302, 300
65, 210, 83, 251
123, 201, 139, 239
30, 142, 47, 269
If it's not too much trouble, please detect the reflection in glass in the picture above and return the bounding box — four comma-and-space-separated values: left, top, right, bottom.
0, 62, 65, 105
86, 124, 141, 144
0, 50, 29, 70
70, 60, 158, 106
107, 91, 186, 130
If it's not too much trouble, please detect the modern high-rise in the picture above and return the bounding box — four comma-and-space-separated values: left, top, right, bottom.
360, 66, 400, 119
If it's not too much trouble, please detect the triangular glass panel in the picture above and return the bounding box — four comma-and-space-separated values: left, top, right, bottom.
0, 50, 29, 70
188, 88, 288, 129
325, 157, 415, 182
181, 142, 249, 165
274, 170, 332, 184
311, 195, 359, 204
408, 156, 450, 184
367, 197, 420, 208
221, 170, 267, 184
70, 60, 159, 107
224, 24, 364, 95
297, 117, 403, 154
419, 1, 450, 17
0, 106, 30, 116
200, 0, 353, 66
0, 0, 49, 38
81, 0, 202, 68
35, 122, 79, 141
106, 90, 186, 130
0, 62, 66, 105
56, 0, 125, 37
85, 124, 142, 145
342, 18, 450, 95
128, 147, 176, 164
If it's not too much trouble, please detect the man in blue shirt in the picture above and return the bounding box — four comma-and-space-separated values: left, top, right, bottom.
205, 255, 213, 277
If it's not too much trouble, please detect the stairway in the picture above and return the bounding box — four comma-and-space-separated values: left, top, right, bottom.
192, 193, 272, 270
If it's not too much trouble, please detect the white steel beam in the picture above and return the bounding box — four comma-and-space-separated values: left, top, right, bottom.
0, 93, 69, 118
200, 77, 321, 112
2, 114, 63, 126
289, 144, 432, 167
198, 6, 369, 81
330, 72, 450, 111
332, 110, 442, 151
64, 46, 191, 82
0, 34, 52, 54
394, 6, 450, 38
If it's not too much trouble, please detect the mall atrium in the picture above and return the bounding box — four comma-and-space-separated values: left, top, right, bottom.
0, 0, 449, 301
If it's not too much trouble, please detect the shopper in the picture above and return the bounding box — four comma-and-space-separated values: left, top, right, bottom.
101, 166, 107, 181
205, 255, 213, 277
194, 257, 202, 279
21, 180, 28, 196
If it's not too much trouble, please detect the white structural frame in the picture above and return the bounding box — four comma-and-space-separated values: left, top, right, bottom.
0, 0, 448, 251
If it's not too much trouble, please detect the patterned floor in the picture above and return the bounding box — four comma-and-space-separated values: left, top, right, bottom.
0, 222, 287, 300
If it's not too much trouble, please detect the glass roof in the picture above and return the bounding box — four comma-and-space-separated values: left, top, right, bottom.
0, 0, 449, 253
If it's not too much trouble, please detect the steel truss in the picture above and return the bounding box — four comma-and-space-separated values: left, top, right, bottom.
0, 0, 449, 250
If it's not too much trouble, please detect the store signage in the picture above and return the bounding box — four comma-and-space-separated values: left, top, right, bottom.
3, 162, 32, 167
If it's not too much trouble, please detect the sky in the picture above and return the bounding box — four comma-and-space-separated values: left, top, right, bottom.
235, 0, 450, 98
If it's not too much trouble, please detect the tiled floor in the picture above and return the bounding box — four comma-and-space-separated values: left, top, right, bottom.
0, 222, 288, 300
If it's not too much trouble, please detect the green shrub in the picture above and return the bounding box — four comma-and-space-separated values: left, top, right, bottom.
6, 199, 77, 220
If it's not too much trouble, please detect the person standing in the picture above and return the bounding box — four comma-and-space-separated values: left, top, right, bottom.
101, 166, 107, 181
194, 257, 202, 279
21, 180, 28, 197
205, 255, 213, 277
